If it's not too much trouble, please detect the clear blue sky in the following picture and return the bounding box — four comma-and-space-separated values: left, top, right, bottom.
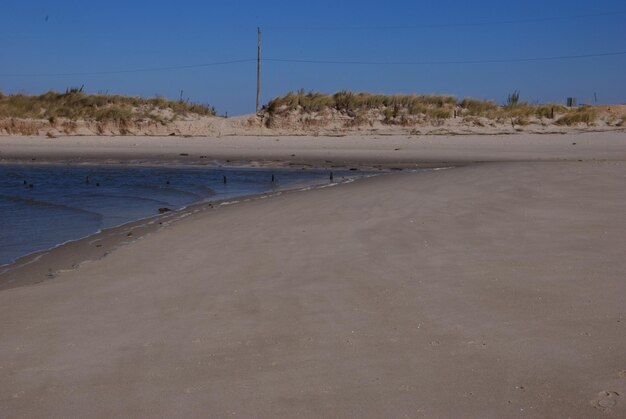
1, 0, 625, 115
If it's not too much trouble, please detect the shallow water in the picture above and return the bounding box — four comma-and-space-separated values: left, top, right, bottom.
0, 164, 356, 266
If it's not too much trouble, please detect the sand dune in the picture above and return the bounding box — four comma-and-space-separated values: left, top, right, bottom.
2, 91, 624, 137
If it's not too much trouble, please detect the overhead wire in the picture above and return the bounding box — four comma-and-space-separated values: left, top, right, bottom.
1, 9, 625, 78
0, 59, 256, 77
0, 51, 626, 77
263, 11, 626, 30
2, 50, 625, 78
263, 51, 626, 66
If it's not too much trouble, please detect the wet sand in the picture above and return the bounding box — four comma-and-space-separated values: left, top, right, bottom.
1, 133, 626, 417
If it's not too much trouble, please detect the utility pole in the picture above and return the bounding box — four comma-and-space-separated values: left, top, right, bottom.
256, 27, 262, 114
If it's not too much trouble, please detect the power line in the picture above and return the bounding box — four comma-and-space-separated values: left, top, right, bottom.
264, 11, 626, 31
1, 50, 625, 78
264, 51, 626, 65
0, 59, 256, 77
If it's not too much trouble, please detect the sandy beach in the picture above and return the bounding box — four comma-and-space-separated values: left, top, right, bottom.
1, 132, 626, 417
2, 131, 626, 166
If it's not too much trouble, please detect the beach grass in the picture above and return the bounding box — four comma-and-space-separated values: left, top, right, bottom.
556, 106, 597, 126
266, 90, 457, 115
264, 91, 583, 126
0, 90, 217, 123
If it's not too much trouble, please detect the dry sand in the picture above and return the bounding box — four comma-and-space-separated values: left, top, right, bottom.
1, 133, 626, 418
2, 131, 626, 166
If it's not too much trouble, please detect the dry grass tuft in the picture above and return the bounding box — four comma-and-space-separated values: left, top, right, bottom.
0, 90, 217, 123
265, 91, 458, 125
556, 106, 597, 126
267, 90, 457, 116
264, 91, 593, 127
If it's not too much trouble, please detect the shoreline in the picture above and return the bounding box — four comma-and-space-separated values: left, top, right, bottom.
0, 167, 385, 290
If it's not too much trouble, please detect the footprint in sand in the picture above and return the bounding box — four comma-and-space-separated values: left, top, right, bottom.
592, 391, 620, 412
